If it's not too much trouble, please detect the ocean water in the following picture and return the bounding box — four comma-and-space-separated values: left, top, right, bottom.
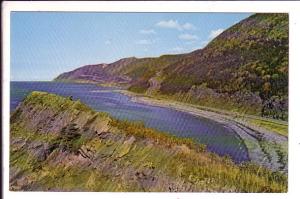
10, 81, 249, 163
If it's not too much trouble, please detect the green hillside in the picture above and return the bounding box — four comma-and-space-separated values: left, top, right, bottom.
55, 13, 288, 120
136, 13, 289, 119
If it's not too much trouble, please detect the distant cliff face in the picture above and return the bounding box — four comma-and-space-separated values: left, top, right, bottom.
54, 55, 183, 87
54, 64, 107, 83
54, 13, 288, 119
10, 92, 287, 192
54, 57, 138, 84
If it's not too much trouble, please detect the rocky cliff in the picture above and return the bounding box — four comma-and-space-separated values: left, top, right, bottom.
10, 92, 287, 192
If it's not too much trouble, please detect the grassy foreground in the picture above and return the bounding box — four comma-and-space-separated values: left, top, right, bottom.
10, 91, 287, 192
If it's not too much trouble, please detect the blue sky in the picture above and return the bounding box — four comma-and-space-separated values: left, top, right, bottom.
11, 12, 251, 81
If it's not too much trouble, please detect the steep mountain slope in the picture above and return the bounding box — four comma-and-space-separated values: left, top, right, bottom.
160, 13, 288, 119
55, 64, 106, 83
54, 57, 138, 84
54, 13, 288, 119
10, 92, 287, 192
119, 54, 185, 92
55, 54, 183, 88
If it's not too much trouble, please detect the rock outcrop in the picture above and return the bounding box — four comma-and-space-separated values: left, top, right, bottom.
10, 92, 287, 192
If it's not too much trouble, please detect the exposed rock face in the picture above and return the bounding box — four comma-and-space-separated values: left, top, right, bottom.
54, 57, 137, 84
55, 64, 106, 83
10, 92, 287, 192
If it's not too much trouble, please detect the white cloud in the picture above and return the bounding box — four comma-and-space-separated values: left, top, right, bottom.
104, 40, 111, 45
156, 20, 196, 31
171, 47, 185, 53
156, 20, 181, 30
185, 40, 197, 45
182, 23, 196, 30
139, 29, 156, 34
178, 33, 199, 41
135, 39, 153, 45
209, 28, 224, 39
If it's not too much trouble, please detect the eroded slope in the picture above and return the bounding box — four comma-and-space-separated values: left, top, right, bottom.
10, 92, 287, 192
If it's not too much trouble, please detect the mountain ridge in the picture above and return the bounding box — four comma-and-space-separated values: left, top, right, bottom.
55, 13, 288, 120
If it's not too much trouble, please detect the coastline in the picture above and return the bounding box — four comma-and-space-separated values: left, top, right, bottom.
36, 81, 288, 173
117, 89, 288, 174
10, 91, 287, 191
